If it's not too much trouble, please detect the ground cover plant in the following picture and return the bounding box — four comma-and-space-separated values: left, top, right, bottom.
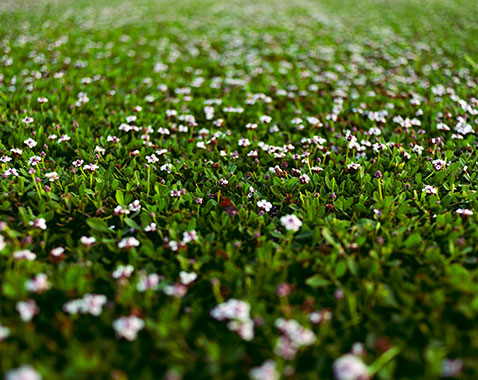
1, 0, 478, 378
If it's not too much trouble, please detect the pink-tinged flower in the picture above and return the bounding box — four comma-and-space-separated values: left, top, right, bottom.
0, 235, 5, 251
144, 222, 157, 232
128, 200, 141, 212
10, 148, 23, 155
5, 365, 41, 380
13, 250, 36, 261
422, 185, 437, 195
219, 178, 229, 187
137, 273, 162, 292
456, 208, 473, 216
37, 96, 48, 104
280, 214, 302, 232
260, 115, 272, 124
249, 360, 279, 380
114, 205, 130, 215
117, 237, 140, 249
170, 189, 181, 198
51, 246, 65, 257
25, 273, 50, 293
94, 145, 105, 154
441, 358, 463, 378
299, 174, 310, 184
63, 294, 107, 316
274, 318, 316, 360
112, 264, 134, 279
72, 159, 84, 167
16, 299, 39, 322
146, 154, 159, 164
113, 316, 145, 341
28, 156, 41, 166
182, 230, 198, 244
163, 283, 188, 298
22, 117, 34, 124
45, 172, 59, 181
80, 236, 96, 246
3, 168, 19, 178
257, 200, 272, 212
83, 163, 99, 172
308, 310, 332, 324
29, 218, 47, 230
0, 323, 10, 341
432, 159, 446, 171
238, 138, 250, 147
211, 299, 254, 341
179, 271, 197, 285
195, 197, 203, 205
276, 283, 292, 297
24, 138, 37, 148
333, 354, 369, 380
0, 156, 12, 163
58, 135, 71, 143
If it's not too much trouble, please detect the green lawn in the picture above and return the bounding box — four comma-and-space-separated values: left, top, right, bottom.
1, 0, 478, 379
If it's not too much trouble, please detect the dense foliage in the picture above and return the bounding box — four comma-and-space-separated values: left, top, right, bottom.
1, 0, 478, 379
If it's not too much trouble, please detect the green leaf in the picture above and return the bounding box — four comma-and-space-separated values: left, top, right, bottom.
86, 218, 110, 233
305, 274, 330, 288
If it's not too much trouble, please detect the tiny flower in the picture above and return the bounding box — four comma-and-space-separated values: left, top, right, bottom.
13, 250, 36, 261
280, 214, 302, 232
51, 246, 65, 257
128, 200, 141, 212
29, 218, 47, 230
113, 316, 145, 341
25, 273, 50, 293
0, 323, 10, 341
16, 299, 39, 322
5, 365, 41, 380
249, 360, 279, 380
112, 265, 134, 279
80, 236, 96, 246
333, 354, 369, 380
118, 237, 140, 249
422, 185, 437, 195
24, 138, 37, 148
45, 172, 59, 181
179, 271, 197, 285
144, 222, 157, 232
257, 200, 272, 212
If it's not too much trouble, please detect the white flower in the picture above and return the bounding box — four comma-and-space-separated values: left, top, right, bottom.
137, 273, 161, 292
0, 323, 10, 341
280, 214, 302, 232
333, 354, 368, 380
25, 273, 50, 293
179, 271, 197, 285
6, 365, 41, 380
456, 208, 473, 216
24, 138, 37, 148
249, 360, 279, 380
211, 299, 254, 341
45, 172, 59, 181
113, 316, 145, 341
128, 200, 141, 212
257, 200, 272, 212
118, 237, 140, 249
80, 236, 96, 246
51, 247, 65, 257
29, 218, 47, 230
13, 250, 36, 261
16, 299, 39, 322
112, 265, 134, 279
422, 185, 437, 195
63, 294, 107, 316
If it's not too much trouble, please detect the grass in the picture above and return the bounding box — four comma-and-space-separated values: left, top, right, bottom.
1, 0, 478, 379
